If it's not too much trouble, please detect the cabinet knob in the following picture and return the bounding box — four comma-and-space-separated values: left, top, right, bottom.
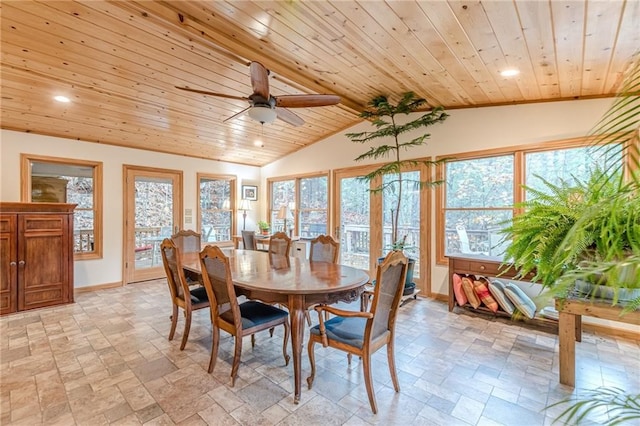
10, 261, 16, 267
18, 260, 25, 266
480, 265, 485, 270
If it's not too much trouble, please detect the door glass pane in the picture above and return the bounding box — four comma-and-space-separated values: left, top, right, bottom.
339, 177, 370, 270
134, 176, 174, 270
383, 171, 420, 277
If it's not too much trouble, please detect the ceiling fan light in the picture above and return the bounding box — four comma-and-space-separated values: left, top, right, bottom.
248, 106, 277, 124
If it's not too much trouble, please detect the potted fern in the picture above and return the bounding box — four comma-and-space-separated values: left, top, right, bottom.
345, 92, 448, 293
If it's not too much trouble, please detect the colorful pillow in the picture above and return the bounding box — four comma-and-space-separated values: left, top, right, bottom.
473, 277, 499, 312
504, 283, 537, 319
488, 279, 515, 315
452, 273, 468, 307
461, 276, 481, 308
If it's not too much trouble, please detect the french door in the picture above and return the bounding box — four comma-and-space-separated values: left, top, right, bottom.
123, 166, 183, 284
333, 168, 380, 276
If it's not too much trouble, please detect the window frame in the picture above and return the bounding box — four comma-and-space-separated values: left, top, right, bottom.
267, 171, 331, 237
196, 173, 236, 245
435, 136, 633, 264
20, 153, 103, 260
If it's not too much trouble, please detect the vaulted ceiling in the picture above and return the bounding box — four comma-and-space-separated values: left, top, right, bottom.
2, 1, 638, 167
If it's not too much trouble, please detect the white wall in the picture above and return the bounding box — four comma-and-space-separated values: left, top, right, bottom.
261, 98, 613, 296
1, 130, 260, 288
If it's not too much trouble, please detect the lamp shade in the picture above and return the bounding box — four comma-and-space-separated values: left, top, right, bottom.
239, 199, 251, 211
247, 106, 277, 124
277, 205, 293, 220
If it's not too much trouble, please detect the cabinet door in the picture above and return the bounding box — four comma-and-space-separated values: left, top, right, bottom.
18, 214, 71, 311
0, 214, 18, 314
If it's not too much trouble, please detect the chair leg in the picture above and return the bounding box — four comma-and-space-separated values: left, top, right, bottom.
180, 309, 192, 350
387, 341, 400, 392
230, 334, 242, 387
168, 305, 178, 341
362, 353, 378, 414
347, 353, 352, 365
251, 334, 256, 348
306, 339, 316, 389
208, 325, 220, 374
305, 309, 312, 326
269, 327, 274, 337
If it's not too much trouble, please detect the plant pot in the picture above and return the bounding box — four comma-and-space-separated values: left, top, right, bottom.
574, 280, 640, 303
377, 256, 416, 290
261, 229, 269, 235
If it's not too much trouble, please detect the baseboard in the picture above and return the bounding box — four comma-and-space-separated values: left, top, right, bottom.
431, 292, 449, 302
74, 281, 123, 294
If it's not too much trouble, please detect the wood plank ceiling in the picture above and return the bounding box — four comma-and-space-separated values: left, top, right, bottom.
2, 1, 638, 167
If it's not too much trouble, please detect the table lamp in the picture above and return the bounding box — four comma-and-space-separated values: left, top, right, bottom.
239, 199, 251, 230
277, 205, 293, 236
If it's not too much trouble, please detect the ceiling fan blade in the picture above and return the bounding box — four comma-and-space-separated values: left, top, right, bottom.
223, 105, 252, 123
275, 94, 341, 108
275, 107, 305, 127
175, 86, 248, 101
249, 61, 270, 99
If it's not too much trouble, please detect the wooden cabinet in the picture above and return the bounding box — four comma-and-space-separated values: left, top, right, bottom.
0, 202, 76, 315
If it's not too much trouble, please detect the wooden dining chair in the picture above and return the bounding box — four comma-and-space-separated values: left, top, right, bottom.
309, 234, 340, 263
171, 229, 202, 284
268, 232, 291, 257
241, 230, 257, 250
199, 245, 290, 386
309, 235, 340, 320
160, 238, 210, 350
171, 229, 201, 253
306, 250, 408, 414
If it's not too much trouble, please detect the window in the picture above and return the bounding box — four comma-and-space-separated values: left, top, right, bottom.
268, 173, 329, 237
21, 154, 103, 259
198, 174, 235, 243
437, 138, 625, 263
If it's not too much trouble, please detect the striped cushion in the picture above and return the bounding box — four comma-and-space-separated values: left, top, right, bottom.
461, 276, 481, 308
504, 283, 537, 319
488, 279, 515, 315
473, 277, 499, 312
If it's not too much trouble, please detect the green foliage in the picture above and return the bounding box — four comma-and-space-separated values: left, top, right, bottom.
547, 387, 640, 425
257, 220, 269, 230
346, 92, 448, 244
502, 55, 640, 303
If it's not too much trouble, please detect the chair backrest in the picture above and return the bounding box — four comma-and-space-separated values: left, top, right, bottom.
269, 232, 291, 257
171, 229, 201, 253
309, 235, 340, 263
241, 230, 257, 250
199, 245, 240, 321
365, 250, 408, 343
160, 238, 190, 304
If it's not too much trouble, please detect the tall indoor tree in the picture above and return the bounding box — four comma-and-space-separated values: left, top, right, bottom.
346, 92, 448, 248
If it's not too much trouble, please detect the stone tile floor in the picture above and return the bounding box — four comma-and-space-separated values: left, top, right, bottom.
1, 279, 638, 425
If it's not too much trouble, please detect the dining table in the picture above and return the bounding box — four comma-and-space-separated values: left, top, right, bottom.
181, 248, 369, 403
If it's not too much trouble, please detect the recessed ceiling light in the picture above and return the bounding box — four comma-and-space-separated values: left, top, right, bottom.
500, 69, 519, 77
254, 140, 264, 147
54, 95, 70, 103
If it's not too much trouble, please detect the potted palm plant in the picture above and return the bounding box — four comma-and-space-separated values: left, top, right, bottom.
346, 92, 449, 293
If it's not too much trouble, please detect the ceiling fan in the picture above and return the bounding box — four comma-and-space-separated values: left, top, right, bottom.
176, 61, 341, 127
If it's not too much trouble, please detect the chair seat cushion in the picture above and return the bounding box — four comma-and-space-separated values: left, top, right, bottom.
221, 301, 288, 329
310, 316, 367, 349
189, 286, 209, 304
